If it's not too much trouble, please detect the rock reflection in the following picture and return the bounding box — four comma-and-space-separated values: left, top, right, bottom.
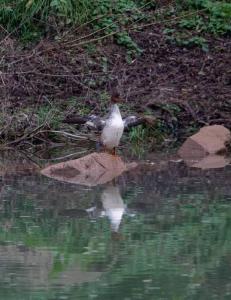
191, 154, 230, 169
0, 245, 52, 289
182, 154, 230, 170
0, 245, 102, 290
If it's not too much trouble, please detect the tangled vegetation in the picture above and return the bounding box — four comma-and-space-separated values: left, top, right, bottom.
0, 0, 230, 149
1, 0, 230, 47
164, 0, 231, 50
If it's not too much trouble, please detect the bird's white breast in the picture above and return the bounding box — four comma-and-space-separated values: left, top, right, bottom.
101, 107, 124, 149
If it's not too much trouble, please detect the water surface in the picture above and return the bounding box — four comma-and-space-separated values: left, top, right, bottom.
0, 152, 231, 300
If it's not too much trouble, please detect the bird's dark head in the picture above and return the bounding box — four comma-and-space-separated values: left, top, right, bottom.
111, 92, 123, 104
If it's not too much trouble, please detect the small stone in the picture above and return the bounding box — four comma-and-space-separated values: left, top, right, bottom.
178, 125, 231, 160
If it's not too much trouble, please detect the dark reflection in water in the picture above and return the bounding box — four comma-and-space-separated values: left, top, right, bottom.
0, 158, 231, 300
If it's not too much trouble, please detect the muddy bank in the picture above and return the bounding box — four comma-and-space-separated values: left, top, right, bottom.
0, 24, 230, 146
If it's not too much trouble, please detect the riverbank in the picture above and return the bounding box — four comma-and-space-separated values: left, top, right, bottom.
0, 1, 230, 149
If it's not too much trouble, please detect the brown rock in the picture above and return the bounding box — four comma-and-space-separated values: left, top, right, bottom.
41, 152, 137, 186
178, 125, 231, 160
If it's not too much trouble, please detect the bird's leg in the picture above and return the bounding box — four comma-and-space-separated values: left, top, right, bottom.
103, 145, 107, 153
100, 143, 107, 153
101, 145, 117, 156
96, 141, 101, 153
112, 147, 116, 156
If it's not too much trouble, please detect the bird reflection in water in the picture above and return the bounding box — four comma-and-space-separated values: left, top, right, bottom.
101, 184, 125, 240
86, 183, 126, 239
101, 184, 125, 228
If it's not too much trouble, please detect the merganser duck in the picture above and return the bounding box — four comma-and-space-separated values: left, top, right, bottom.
100, 93, 124, 154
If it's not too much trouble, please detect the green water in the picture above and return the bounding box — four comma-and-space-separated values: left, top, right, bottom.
0, 159, 231, 300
